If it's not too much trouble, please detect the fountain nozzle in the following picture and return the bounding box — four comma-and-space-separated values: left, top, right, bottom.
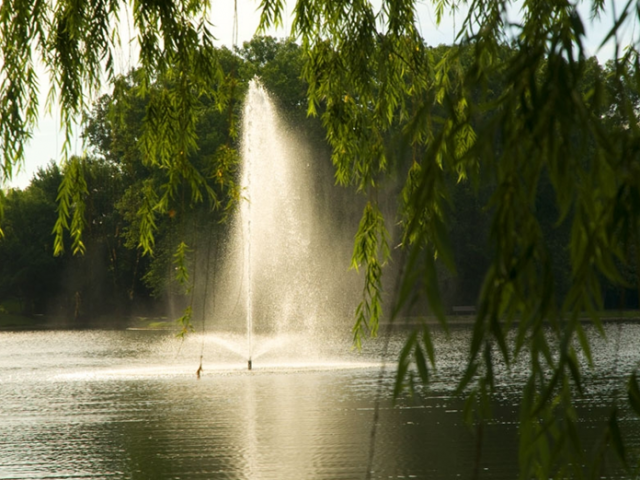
248, 358, 252, 370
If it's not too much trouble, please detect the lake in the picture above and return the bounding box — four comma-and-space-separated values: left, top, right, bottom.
1, 323, 639, 479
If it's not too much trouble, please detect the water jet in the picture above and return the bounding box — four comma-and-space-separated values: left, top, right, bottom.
206, 78, 360, 369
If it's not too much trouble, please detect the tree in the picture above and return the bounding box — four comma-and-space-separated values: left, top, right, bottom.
0, 0, 227, 261
1, 0, 640, 478
0, 158, 155, 322
73, 38, 321, 329
0, 164, 65, 313
256, 1, 640, 478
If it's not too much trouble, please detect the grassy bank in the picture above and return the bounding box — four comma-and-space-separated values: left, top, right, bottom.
0, 313, 45, 329
0, 311, 173, 330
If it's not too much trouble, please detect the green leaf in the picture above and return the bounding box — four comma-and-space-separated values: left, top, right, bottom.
628, 372, 640, 417
176, 305, 194, 338
394, 330, 417, 399
608, 407, 627, 467
414, 342, 430, 385
423, 247, 446, 325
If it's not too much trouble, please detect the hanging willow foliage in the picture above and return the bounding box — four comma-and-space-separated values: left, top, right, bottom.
0, 0, 238, 254
257, 1, 639, 478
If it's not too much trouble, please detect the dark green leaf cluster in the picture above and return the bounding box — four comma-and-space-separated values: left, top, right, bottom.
0, 165, 64, 314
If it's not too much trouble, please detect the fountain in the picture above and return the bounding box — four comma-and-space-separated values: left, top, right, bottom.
203, 79, 361, 370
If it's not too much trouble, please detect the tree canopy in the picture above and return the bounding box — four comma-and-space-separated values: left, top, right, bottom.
1, 0, 640, 478
0, 36, 323, 326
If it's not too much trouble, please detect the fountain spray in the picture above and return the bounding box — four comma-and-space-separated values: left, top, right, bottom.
243, 82, 255, 372
245, 118, 254, 371
231, 78, 348, 370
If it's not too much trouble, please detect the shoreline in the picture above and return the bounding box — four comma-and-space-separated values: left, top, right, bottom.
2, 311, 639, 331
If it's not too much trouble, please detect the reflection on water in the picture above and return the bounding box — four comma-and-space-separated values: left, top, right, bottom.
1, 325, 639, 479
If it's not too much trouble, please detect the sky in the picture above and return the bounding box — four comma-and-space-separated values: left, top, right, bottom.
5, 0, 636, 189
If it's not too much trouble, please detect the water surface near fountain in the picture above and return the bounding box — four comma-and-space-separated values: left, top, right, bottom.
0, 328, 384, 381
2, 325, 640, 479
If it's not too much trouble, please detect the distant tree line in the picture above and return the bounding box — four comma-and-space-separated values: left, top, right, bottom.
0, 37, 637, 326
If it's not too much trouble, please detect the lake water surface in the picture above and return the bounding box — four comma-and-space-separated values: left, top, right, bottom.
1, 324, 639, 479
